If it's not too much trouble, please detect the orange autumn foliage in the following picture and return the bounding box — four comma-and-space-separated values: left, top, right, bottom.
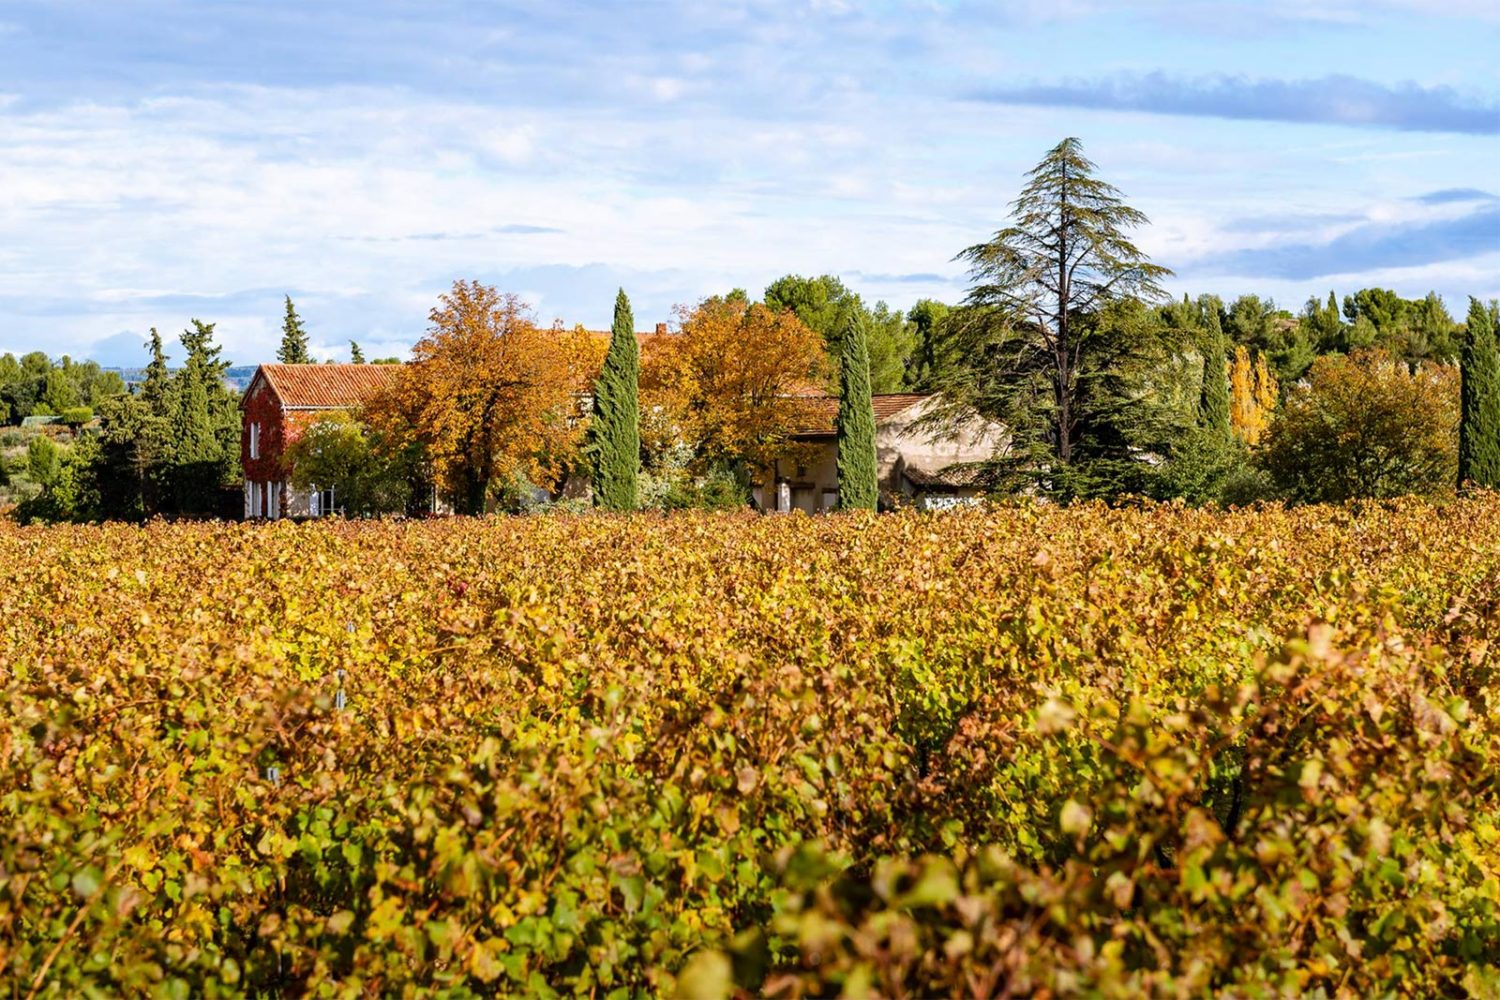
368, 280, 599, 511
641, 297, 830, 472
1229, 344, 1279, 446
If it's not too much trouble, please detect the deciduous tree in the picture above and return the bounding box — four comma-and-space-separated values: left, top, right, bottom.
284, 410, 417, 517
642, 296, 829, 476
1260, 349, 1458, 503
764, 274, 914, 393
368, 280, 594, 514
1229, 345, 1278, 446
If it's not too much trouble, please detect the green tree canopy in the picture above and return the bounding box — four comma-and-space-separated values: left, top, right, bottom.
1459, 298, 1500, 489
0, 351, 125, 425
836, 310, 878, 511
763, 274, 915, 393
904, 299, 951, 392
285, 411, 416, 517
954, 137, 1171, 473
589, 288, 641, 511
141, 328, 171, 414
1223, 295, 1310, 387
1260, 349, 1458, 503
278, 295, 312, 364
168, 320, 240, 514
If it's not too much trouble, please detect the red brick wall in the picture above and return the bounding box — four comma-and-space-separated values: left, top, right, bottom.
241, 380, 287, 484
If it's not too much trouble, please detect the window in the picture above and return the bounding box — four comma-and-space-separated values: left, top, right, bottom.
249, 421, 260, 460
310, 485, 336, 517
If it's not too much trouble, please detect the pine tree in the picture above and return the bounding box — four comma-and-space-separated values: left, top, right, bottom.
169, 320, 238, 514
958, 137, 1170, 466
278, 295, 311, 364
1459, 298, 1500, 488
141, 327, 171, 414
836, 308, 878, 511
349, 341, 366, 364
1198, 306, 1231, 441
589, 288, 640, 510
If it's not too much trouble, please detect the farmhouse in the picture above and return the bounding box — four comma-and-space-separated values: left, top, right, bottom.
240, 359, 1004, 519
240, 363, 400, 519
753, 393, 1006, 513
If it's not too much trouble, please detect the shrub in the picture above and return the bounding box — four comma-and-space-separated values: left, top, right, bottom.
25, 435, 60, 486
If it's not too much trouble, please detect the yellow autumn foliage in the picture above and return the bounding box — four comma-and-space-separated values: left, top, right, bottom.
1229, 344, 1279, 445
2, 499, 1499, 994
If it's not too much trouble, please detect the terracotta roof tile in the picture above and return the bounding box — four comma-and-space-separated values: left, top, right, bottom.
795, 393, 930, 436
252, 364, 402, 409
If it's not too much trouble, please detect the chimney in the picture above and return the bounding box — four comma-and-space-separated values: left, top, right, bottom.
655, 322, 668, 336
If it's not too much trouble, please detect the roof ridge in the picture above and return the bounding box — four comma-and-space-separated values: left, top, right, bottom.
252, 361, 402, 409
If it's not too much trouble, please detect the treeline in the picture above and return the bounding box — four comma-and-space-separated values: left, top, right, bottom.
884, 139, 1492, 507
0, 352, 125, 425
13, 325, 239, 521
7, 136, 1498, 522
904, 290, 1490, 504
765, 278, 1467, 399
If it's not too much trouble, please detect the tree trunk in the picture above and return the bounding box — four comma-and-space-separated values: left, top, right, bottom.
1056, 158, 1072, 464
1056, 341, 1071, 463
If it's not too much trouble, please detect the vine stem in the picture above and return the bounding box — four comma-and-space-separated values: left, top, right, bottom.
26, 863, 118, 1000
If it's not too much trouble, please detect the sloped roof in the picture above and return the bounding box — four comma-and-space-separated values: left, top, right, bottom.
794, 393, 930, 437
249, 364, 402, 409
902, 463, 988, 489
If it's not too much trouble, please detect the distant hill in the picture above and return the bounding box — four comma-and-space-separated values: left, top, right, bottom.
108, 365, 260, 392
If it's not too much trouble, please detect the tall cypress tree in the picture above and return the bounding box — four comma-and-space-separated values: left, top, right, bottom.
1459, 297, 1500, 488
349, 341, 366, 364
590, 289, 640, 510
837, 308, 878, 511
1198, 305, 1231, 441
278, 295, 311, 364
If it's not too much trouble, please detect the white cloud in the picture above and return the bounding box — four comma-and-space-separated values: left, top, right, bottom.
0, 0, 1494, 362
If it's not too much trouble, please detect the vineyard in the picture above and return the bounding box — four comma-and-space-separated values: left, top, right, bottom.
3, 499, 1500, 996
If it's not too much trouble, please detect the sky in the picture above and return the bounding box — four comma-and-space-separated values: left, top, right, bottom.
0, 0, 1497, 367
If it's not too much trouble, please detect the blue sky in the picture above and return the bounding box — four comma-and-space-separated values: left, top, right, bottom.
1, 0, 1497, 366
